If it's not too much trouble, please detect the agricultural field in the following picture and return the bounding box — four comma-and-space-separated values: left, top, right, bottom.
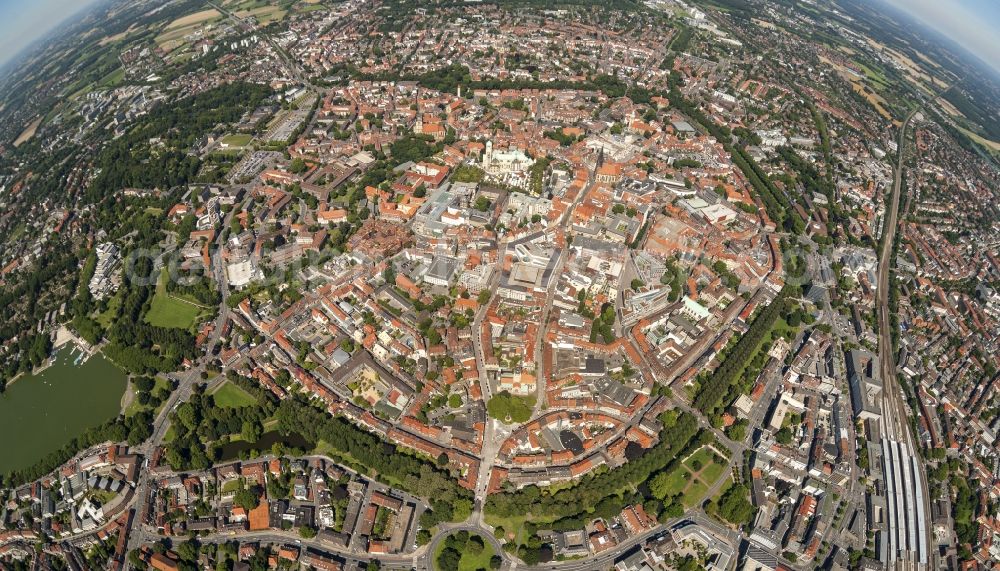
165, 9, 222, 30
97, 67, 125, 89
98, 22, 145, 47
13, 117, 42, 147
156, 9, 223, 52
296, 3, 328, 13
235, 5, 288, 25
953, 123, 1000, 154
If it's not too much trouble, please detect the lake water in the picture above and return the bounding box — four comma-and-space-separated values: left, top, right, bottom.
0, 345, 127, 474
218, 431, 313, 461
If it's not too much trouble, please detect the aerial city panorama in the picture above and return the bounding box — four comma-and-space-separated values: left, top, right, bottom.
0, 0, 997, 569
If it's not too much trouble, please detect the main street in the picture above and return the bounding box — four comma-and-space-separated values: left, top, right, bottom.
531, 176, 597, 415
470, 260, 505, 521
470, 169, 596, 511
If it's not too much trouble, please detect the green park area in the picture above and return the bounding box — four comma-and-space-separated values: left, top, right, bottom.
705, 476, 755, 526
434, 531, 498, 571
0, 346, 127, 475
95, 289, 123, 328
649, 445, 729, 508
486, 391, 534, 424
145, 269, 212, 330
210, 380, 257, 408
220, 133, 253, 147
124, 376, 172, 418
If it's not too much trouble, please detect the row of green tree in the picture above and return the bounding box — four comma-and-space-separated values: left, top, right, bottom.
485, 411, 700, 522
667, 85, 806, 235
692, 286, 791, 418
272, 396, 473, 524
776, 144, 843, 232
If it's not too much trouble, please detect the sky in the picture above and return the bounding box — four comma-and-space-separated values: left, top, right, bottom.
880, 0, 1000, 73
0, 0, 101, 66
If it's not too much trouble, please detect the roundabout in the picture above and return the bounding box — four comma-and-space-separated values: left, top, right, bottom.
422, 524, 509, 571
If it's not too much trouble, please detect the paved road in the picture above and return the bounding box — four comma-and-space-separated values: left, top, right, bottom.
518, 513, 739, 571
197, 530, 416, 567
470, 260, 504, 517
420, 523, 510, 570
125, 192, 252, 555
530, 175, 595, 416
469, 169, 595, 517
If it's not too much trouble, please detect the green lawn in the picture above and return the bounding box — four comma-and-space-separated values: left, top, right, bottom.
686, 447, 728, 481
89, 489, 118, 504
683, 448, 714, 471
145, 269, 208, 329
221, 479, 242, 493
210, 381, 257, 408
660, 466, 691, 494
486, 391, 535, 424
124, 376, 171, 418
659, 446, 729, 509
433, 532, 496, 571
95, 290, 123, 328
220, 133, 253, 147
146, 293, 203, 329
680, 479, 709, 508
700, 460, 726, 484
484, 512, 538, 547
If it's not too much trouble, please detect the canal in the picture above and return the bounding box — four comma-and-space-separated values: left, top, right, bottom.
0, 345, 127, 475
